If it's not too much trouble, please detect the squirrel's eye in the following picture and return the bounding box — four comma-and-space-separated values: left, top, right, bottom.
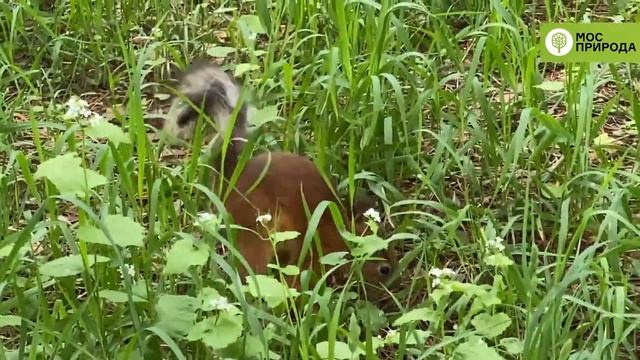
378, 263, 392, 276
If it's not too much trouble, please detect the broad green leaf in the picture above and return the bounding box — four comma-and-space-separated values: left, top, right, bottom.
156, 294, 199, 337
198, 287, 221, 310
154, 93, 171, 101
356, 301, 388, 332
454, 336, 504, 360
238, 15, 267, 34
34, 153, 107, 196
0, 315, 22, 327
315, 341, 353, 360
187, 312, 243, 350
85, 120, 130, 146
386, 329, 430, 345
320, 251, 349, 266
241, 335, 267, 359
98, 290, 147, 303
246, 275, 298, 308
477, 289, 503, 308
267, 264, 300, 276
234, 63, 260, 77
484, 253, 514, 267
206, 46, 236, 58
247, 105, 281, 127
164, 237, 210, 275
543, 182, 564, 199
534, 81, 564, 92
271, 231, 300, 245
535, 111, 572, 139
568, 350, 593, 360
472, 312, 512, 338
393, 307, 438, 326
345, 234, 389, 257
500, 337, 524, 354
39, 254, 109, 277
593, 132, 616, 146
198, 287, 240, 313
482, 222, 496, 242
76, 214, 145, 247
0, 243, 29, 259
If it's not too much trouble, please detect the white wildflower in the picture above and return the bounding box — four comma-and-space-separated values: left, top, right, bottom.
196, 212, 221, 232
441, 268, 457, 277
428, 266, 456, 287
209, 296, 233, 311
88, 113, 105, 127
197, 212, 215, 222
256, 213, 272, 224
363, 208, 381, 223
385, 329, 398, 339
486, 236, 505, 252
151, 27, 163, 39
117, 264, 135, 279
64, 96, 92, 120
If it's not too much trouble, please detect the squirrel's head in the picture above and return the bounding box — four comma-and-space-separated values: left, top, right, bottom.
342, 192, 399, 300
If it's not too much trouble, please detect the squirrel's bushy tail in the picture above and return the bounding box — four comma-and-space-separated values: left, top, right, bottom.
163, 61, 248, 178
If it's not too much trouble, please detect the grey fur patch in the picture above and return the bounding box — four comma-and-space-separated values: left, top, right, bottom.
162, 62, 248, 142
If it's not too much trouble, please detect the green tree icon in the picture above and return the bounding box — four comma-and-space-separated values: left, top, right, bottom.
551, 32, 568, 54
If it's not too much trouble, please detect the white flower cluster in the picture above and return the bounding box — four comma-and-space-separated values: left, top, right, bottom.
195, 212, 222, 233
63, 95, 106, 127
64, 96, 92, 120
428, 267, 456, 287
486, 236, 505, 253
117, 264, 136, 279
363, 208, 381, 223
209, 296, 233, 311
197, 212, 216, 224
151, 27, 163, 40
256, 213, 272, 225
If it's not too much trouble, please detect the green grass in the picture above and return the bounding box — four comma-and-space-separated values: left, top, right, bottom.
2, 0, 640, 359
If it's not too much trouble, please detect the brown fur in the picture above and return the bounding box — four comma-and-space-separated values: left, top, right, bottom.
162, 61, 398, 295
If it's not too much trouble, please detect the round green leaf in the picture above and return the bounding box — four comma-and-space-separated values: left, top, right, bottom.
77, 214, 145, 247
238, 15, 267, 34
393, 307, 437, 327
187, 312, 243, 350
454, 336, 504, 360
39, 254, 109, 278
315, 341, 353, 360
484, 253, 514, 267
267, 264, 300, 276
85, 120, 130, 146
156, 294, 199, 337
246, 275, 298, 308
320, 251, 349, 266
34, 153, 107, 196
0, 315, 22, 328
472, 312, 512, 338
500, 337, 524, 354
271, 231, 300, 245
164, 236, 210, 275
98, 290, 147, 303
206, 46, 236, 58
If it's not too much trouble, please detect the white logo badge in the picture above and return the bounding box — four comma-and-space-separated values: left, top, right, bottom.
545, 28, 573, 56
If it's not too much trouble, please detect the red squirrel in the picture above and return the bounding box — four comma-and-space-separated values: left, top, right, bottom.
161, 61, 397, 293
